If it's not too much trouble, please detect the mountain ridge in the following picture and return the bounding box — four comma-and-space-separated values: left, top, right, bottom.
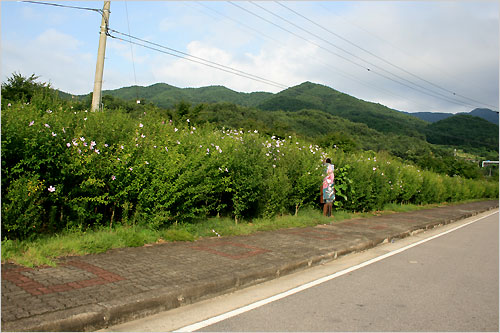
60, 81, 498, 153
403, 108, 498, 125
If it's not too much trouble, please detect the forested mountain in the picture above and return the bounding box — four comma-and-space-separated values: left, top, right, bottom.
256, 82, 428, 138
469, 108, 499, 125
403, 108, 499, 125
101, 83, 272, 109
425, 114, 499, 150
98, 81, 430, 139
64, 80, 498, 160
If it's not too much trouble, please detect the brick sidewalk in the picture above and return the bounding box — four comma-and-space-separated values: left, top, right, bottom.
2, 200, 498, 332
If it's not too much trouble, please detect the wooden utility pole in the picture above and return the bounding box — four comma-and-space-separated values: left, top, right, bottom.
91, 1, 111, 112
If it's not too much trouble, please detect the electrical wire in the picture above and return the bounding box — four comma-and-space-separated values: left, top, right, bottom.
276, 1, 498, 110
228, 2, 465, 109
21, 1, 110, 34
124, 1, 139, 102
21, 1, 102, 13
107, 30, 288, 90
244, 1, 478, 109
190, 1, 436, 111
19, 0, 495, 112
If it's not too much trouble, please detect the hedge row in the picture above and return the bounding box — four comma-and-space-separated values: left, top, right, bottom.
2, 102, 497, 240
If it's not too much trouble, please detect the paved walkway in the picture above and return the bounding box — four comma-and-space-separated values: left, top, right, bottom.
2, 200, 498, 332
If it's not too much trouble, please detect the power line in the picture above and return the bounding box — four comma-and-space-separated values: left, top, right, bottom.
276, 1, 497, 110
124, 1, 139, 102
245, 1, 479, 109
107, 29, 288, 90
21, 1, 101, 13
21, 1, 110, 33
189, 1, 436, 111
21, 1, 494, 112
228, 2, 464, 109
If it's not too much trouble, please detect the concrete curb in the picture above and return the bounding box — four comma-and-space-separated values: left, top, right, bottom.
2, 202, 498, 332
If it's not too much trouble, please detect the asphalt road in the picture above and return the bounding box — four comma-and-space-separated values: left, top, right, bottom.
199, 212, 499, 332
104, 211, 498, 332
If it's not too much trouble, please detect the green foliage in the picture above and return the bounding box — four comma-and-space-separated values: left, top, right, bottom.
2, 73, 498, 242
1, 174, 46, 240
426, 115, 499, 151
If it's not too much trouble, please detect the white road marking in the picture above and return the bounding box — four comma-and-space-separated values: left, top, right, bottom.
175, 210, 498, 332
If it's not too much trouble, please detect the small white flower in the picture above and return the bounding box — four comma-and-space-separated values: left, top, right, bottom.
66, 143, 71, 147
139, 123, 144, 128
29, 121, 34, 126
48, 186, 56, 192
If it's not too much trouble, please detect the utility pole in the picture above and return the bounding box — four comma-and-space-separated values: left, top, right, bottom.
91, 1, 111, 112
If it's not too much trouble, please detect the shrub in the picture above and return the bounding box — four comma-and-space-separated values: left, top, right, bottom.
2, 100, 498, 241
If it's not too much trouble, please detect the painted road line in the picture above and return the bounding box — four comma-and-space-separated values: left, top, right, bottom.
175, 210, 499, 332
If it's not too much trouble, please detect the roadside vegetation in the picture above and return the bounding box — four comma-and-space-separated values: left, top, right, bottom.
2, 73, 498, 267
2, 202, 462, 267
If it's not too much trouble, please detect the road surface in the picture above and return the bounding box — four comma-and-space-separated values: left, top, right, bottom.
105, 210, 498, 332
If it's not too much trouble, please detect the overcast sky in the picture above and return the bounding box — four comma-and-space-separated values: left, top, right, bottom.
1, 1, 498, 113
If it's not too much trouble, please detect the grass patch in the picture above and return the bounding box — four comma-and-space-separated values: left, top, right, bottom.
1, 201, 471, 267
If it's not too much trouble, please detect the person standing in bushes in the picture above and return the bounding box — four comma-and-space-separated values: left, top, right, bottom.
322, 158, 335, 217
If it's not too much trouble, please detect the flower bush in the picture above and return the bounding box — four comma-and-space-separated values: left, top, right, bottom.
2, 102, 498, 240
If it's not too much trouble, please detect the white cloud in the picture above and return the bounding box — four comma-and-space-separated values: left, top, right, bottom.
2, 29, 94, 94
317, 1, 499, 112
150, 37, 322, 93
2, 1, 497, 113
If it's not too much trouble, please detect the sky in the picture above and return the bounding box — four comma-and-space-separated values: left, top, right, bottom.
1, 1, 499, 114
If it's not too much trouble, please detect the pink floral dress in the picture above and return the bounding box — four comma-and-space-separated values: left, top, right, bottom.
322, 163, 335, 203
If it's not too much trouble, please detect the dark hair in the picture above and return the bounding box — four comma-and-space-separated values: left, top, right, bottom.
326, 158, 331, 164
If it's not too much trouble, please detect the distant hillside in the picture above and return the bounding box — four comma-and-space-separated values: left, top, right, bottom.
101, 83, 272, 109
191, 102, 436, 160
258, 82, 428, 138
404, 111, 450, 123
405, 108, 499, 125
468, 108, 499, 125
425, 114, 498, 151
61, 81, 497, 154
